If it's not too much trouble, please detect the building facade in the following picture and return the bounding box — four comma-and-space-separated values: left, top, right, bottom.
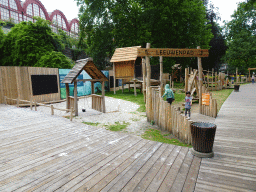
0, 0, 79, 38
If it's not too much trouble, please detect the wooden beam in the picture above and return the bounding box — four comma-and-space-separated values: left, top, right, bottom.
76, 79, 105, 82
91, 81, 94, 94
65, 83, 70, 111
102, 81, 105, 113
197, 46, 203, 114
160, 56, 163, 95
185, 68, 188, 92
146, 43, 151, 121
113, 63, 116, 94
74, 81, 78, 116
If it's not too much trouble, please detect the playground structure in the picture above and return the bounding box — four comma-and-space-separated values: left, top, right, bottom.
62, 58, 108, 116
110, 46, 164, 97
0, 66, 61, 105
135, 44, 215, 144
248, 67, 256, 82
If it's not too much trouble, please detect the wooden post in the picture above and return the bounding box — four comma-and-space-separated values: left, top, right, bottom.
185, 68, 188, 92
113, 63, 116, 94
172, 81, 174, 89
65, 83, 70, 112
74, 80, 78, 116
197, 46, 203, 114
102, 81, 106, 113
70, 107, 73, 121
4, 96, 7, 105
16, 96, 19, 108
169, 75, 172, 89
249, 70, 251, 82
212, 68, 214, 91
30, 98, 32, 110
142, 58, 146, 102
91, 81, 94, 94
236, 67, 238, 84
207, 70, 210, 88
215, 72, 217, 89
160, 56, 164, 95
34, 102, 37, 111
51, 105, 54, 115
134, 80, 137, 96
146, 43, 151, 121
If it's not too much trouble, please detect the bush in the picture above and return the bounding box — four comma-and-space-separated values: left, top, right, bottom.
35, 51, 73, 68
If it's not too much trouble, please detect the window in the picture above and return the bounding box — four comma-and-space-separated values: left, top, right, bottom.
40, 9, 46, 19
9, 0, 17, 10
10, 11, 18, 23
33, 4, 39, 17
1, 7, 9, 20
27, 4, 33, 16
0, 0, 8, 7
62, 18, 66, 29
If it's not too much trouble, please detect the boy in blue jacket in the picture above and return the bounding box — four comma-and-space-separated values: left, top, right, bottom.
162, 84, 175, 105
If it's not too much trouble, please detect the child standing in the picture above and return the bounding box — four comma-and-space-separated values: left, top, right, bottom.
185, 91, 192, 119
252, 75, 255, 84
162, 84, 175, 105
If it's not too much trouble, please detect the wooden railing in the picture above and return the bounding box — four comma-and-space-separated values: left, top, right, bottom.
4, 96, 75, 121
91, 94, 103, 112
149, 87, 193, 145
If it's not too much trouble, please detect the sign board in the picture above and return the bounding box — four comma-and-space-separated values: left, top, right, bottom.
137, 48, 209, 57
202, 93, 210, 106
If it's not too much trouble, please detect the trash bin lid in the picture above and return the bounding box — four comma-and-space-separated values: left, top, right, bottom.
192, 122, 216, 128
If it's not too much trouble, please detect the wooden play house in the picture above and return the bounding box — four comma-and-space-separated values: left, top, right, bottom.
0, 66, 60, 105
110, 46, 160, 96
62, 58, 108, 116
248, 67, 256, 81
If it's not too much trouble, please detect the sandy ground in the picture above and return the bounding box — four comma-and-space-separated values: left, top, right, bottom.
33, 96, 215, 137
34, 96, 158, 136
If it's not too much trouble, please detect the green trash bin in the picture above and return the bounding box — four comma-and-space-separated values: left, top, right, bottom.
190, 122, 217, 158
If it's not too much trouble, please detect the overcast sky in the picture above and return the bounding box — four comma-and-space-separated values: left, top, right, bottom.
39, 0, 246, 24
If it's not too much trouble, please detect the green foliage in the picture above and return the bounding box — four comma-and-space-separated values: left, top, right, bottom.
141, 129, 192, 147
0, 17, 71, 68
82, 122, 100, 126
105, 121, 130, 131
34, 51, 73, 68
224, 2, 256, 72
76, 0, 213, 70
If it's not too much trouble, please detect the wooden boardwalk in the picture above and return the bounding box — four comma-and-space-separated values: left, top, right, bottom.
0, 105, 200, 192
195, 84, 256, 192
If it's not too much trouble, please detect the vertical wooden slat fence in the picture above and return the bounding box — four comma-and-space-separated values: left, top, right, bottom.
150, 87, 192, 145
91, 94, 103, 112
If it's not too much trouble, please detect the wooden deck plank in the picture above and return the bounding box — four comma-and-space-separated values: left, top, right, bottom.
87, 141, 156, 192
144, 146, 182, 192
71, 139, 149, 192
196, 84, 256, 192
182, 156, 201, 192
0, 105, 201, 192
0, 134, 129, 191
120, 143, 169, 192
132, 144, 176, 192
158, 147, 189, 192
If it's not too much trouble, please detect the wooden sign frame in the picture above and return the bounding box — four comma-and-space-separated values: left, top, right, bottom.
138, 48, 209, 57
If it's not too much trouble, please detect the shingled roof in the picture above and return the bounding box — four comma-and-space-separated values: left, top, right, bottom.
110, 46, 141, 63
62, 58, 108, 84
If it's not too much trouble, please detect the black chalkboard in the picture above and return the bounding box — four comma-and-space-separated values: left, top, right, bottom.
31, 75, 58, 95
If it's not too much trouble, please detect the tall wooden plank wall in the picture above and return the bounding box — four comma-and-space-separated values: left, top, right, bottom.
0, 66, 61, 105
28, 67, 60, 103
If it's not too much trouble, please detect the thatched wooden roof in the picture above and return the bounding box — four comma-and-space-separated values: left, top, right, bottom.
62, 58, 108, 84
110, 46, 141, 63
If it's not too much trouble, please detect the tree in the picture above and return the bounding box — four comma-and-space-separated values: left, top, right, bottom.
224, 2, 256, 73
0, 17, 72, 68
76, 0, 213, 70
202, 1, 227, 71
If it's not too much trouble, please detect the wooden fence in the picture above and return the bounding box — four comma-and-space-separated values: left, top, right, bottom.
4, 96, 75, 121
92, 94, 103, 112
201, 86, 218, 118
149, 87, 193, 145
